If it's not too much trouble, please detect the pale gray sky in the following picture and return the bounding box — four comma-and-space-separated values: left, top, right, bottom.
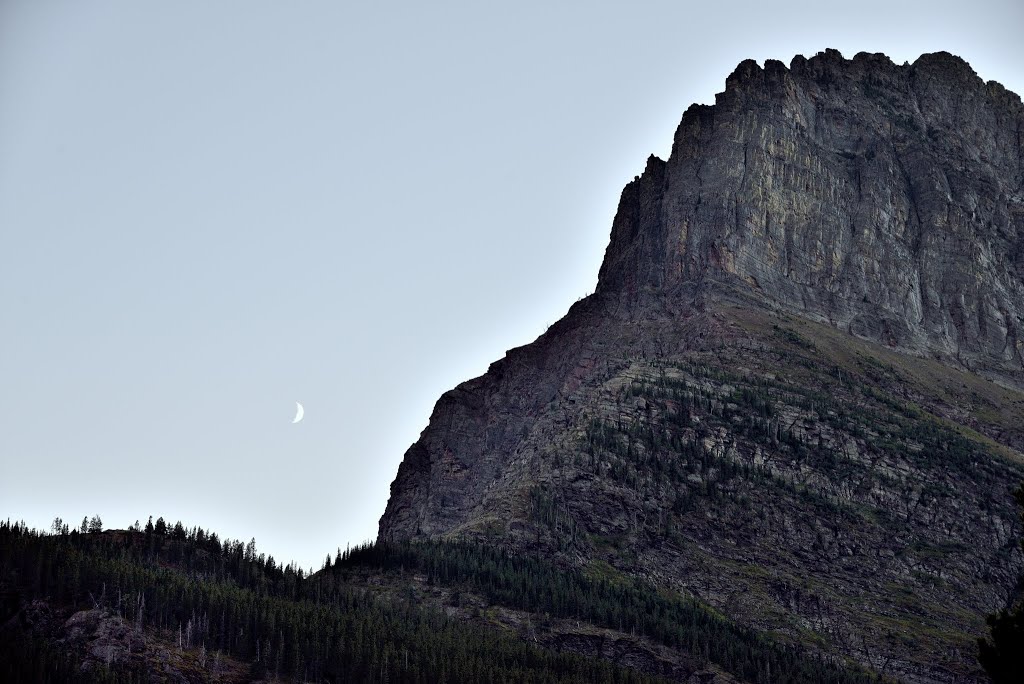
2, 1, 1021, 570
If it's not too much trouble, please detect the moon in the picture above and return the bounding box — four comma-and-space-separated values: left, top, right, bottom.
291, 401, 304, 424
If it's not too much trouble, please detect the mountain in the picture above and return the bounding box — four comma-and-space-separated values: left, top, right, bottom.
379, 50, 1024, 682
3, 50, 1023, 684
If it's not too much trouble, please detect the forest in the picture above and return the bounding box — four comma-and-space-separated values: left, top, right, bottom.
0, 517, 883, 683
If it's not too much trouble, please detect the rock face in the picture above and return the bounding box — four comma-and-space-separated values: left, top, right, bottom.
379, 51, 1024, 682
599, 50, 1024, 382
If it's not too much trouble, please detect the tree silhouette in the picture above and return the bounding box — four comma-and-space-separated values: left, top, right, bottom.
978, 484, 1024, 682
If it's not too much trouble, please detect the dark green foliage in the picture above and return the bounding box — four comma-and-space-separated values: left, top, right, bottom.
339, 539, 878, 684
583, 373, 850, 521
529, 486, 580, 548
0, 520, 666, 683
567, 350, 1020, 680
592, 353, 1014, 527
0, 518, 881, 683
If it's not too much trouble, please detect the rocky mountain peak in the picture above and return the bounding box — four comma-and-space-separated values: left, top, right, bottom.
379, 51, 1024, 682
595, 50, 1024, 385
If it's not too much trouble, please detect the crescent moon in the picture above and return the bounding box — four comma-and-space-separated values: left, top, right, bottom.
292, 402, 304, 424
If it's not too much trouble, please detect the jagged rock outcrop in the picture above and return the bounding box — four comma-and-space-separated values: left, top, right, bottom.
599, 50, 1024, 382
379, 51, 1024, 682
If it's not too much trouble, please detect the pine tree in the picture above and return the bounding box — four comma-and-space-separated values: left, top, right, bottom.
245, 537, 257, 562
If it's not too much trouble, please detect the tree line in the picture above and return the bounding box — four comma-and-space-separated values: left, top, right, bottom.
0, 518, 670, 683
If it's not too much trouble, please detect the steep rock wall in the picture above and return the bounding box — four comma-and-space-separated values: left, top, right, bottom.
599, 50, 1024, 381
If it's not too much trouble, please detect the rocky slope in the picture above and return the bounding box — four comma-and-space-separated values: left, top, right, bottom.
379, 51, 1024, 682
0, 595, 251, 682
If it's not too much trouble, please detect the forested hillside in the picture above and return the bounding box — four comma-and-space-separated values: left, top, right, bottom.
0, 519, 879, 682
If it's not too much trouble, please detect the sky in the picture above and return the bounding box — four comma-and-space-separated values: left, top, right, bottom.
2, 0, 1022, 571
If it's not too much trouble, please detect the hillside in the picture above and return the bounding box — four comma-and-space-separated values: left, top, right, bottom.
0, 522, 879, 682
379, 51, 1024, 682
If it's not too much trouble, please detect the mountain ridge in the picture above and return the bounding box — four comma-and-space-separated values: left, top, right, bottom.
379, 50, 1024, 682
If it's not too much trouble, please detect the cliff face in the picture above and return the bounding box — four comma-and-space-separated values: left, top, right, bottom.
598, 50, 1024, 381
379, 51, 1024, 682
